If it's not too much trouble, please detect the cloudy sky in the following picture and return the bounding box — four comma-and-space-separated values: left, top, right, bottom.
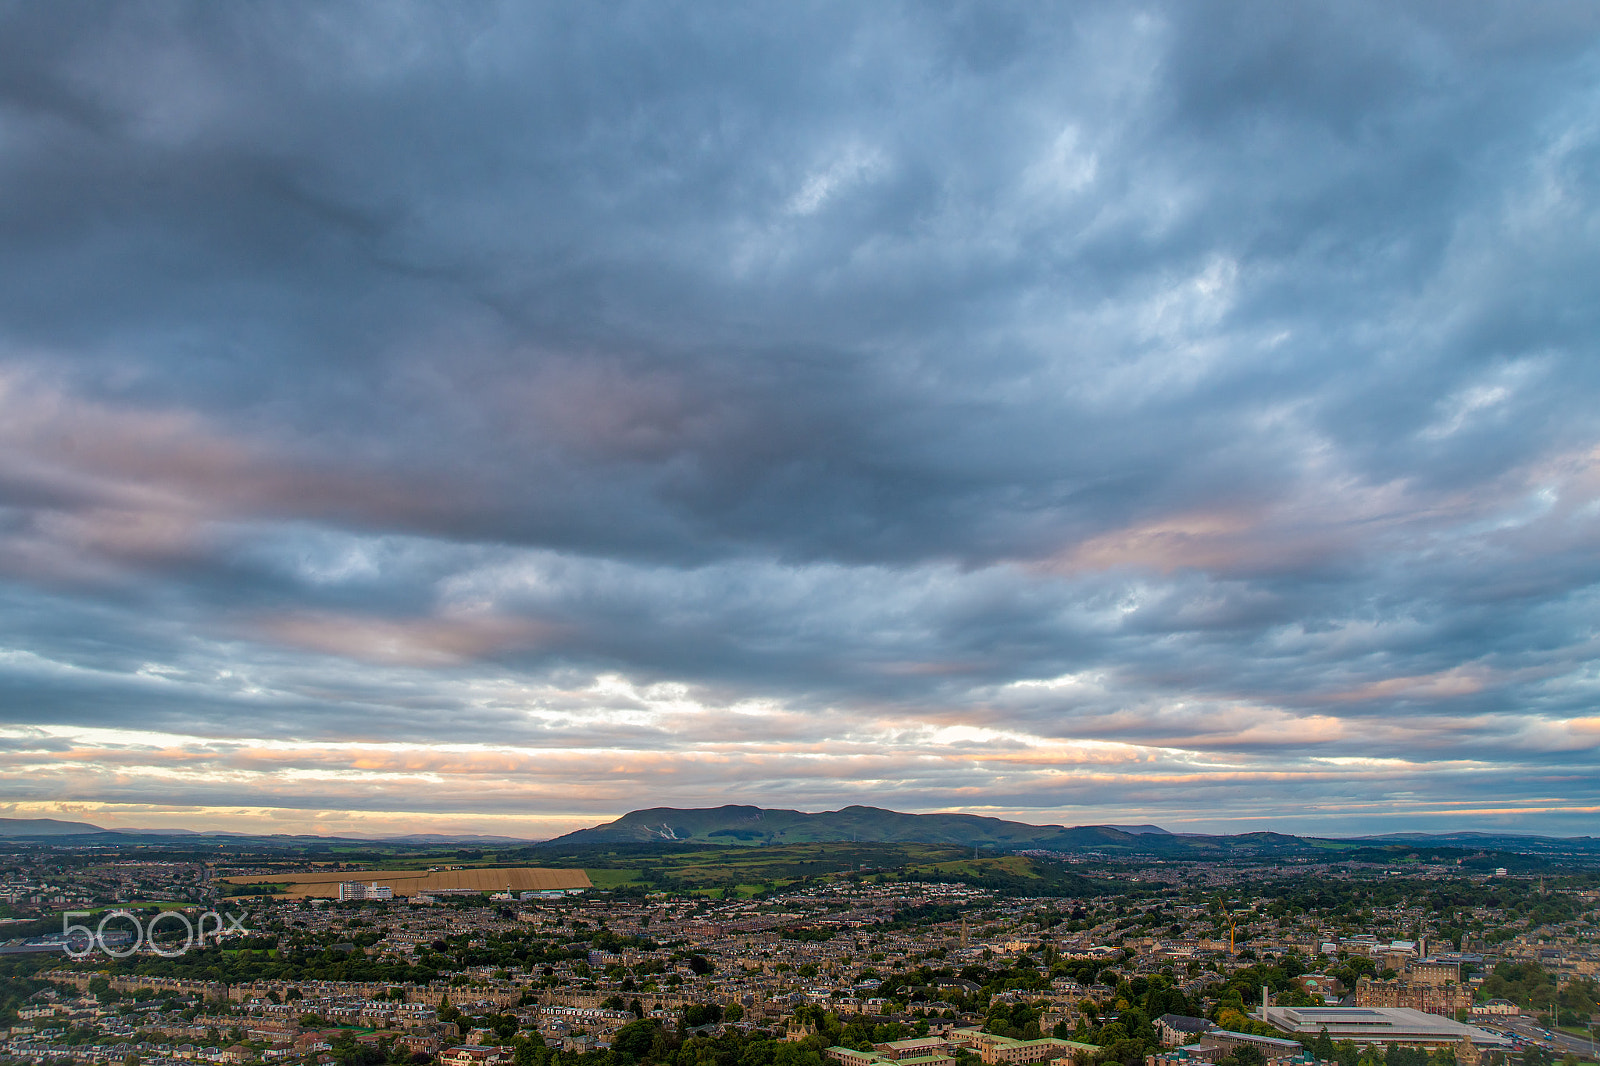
2, 2, 1599, 839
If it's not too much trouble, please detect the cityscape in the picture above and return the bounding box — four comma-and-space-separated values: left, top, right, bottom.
0, 812, 1598, 1066
3, 8, 1599, 1066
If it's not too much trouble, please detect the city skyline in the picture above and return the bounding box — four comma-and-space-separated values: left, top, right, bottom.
2, 3, 1599, 839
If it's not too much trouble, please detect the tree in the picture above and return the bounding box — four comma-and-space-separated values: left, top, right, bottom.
614, 1019, 663, 1059
1097, 1038, 1145, 1066
684, 1003, 723, 1028
512, 1036, 551, 1066
984, 1001, 1041, 1040
772, 1044, 826, 1066
1383, 1046, 1427, 1066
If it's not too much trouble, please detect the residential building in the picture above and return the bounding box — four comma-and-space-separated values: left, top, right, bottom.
1154, 1016, 1215, 1048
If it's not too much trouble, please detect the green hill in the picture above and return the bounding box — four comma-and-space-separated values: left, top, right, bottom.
540, 804, 1187, 851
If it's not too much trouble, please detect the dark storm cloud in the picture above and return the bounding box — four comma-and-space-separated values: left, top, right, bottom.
0, 0, 1598, 831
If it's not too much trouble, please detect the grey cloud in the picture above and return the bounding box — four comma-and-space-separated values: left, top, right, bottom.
0, 1, 1597, 829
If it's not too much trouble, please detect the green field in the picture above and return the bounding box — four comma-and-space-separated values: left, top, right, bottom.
503, 840, 1105, 897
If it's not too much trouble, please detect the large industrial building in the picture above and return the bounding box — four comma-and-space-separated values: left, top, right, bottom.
1256, 1004, 1513, 1054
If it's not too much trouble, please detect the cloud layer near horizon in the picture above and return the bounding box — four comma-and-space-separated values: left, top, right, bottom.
2, 1, 1600, 837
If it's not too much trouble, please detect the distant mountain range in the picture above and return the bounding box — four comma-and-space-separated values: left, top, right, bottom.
0, 818, 531, 845
0, 817, 106, 837
540, 804, 1294, 852
538, 804, 1600, 861
3, 808, 1595, 863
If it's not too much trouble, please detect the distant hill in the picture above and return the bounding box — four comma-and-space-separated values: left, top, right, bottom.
1358, 830, 1598, 853
0, 820, 542, 845
536, 806, 1600, 863
540, 804, 1190, 851
380, 833, 539, 844
0, 817, 107, 838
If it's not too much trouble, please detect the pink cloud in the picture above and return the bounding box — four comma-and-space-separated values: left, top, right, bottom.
253, 610, 559, 665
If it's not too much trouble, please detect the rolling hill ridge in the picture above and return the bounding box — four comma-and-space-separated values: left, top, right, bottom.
543, 804, 1233, 852
536, 805, 1600, 864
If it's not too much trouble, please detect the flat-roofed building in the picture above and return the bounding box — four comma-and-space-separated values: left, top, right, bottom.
337, 882, 393, 901
1199, 1030, 1304, 1062
1256, 1006, 1512, 1052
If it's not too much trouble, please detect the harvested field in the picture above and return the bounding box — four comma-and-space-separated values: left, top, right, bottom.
220, 866, 591, 898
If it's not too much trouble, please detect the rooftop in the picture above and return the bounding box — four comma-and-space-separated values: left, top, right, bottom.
1258, 1007, 1511, 1048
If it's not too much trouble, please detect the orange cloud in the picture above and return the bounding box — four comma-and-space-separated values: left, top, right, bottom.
1326, 665, 1493, 703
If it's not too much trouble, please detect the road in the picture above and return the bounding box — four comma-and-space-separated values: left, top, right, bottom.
1498, 1016, 1600, 1060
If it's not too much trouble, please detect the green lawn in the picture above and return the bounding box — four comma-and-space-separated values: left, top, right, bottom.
584, 869, 642, 889
53, 902, 198, 917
